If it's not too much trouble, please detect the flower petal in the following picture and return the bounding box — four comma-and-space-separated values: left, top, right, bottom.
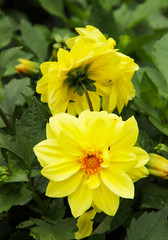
132, 147, 149, 167
127, 166, 149, 182
85, 111, 111, 149
111, 116, 138, 151
93, 182, 119, 216
87, 174, 100, 189
41, 160, 81, 181
34, 139, 71, 167
75, 209, 97, 240
46, 170, 83, 197
100, 167, 134, 198
68, 178, 92, 217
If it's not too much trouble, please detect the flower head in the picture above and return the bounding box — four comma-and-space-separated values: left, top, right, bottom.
147, 153, 168, 179
36, 25, 138, 115
66, 25, 116, 50
34, 110, 149, 218
36, 40, 121, 115
15, 58, 40, 78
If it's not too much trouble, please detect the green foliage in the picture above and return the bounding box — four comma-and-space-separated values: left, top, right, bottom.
0, 11, 13, 49
126, 207, 168, 240
0, 0, 168, 239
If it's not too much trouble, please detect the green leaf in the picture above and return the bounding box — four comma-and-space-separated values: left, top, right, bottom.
0, 11, 13, 49
0, 47, 21, 80
110, 199, 133, 232
127, 207, 168, 240
89, 0, 117, 38
128, 0, 167, 28
1, 148, 28, 182
16, 97, 46, 166
152, 33, 168, 86
140, 183, 168, 210
93, 216, 112, 235
98, 0, 118, 11
0, 183, 33, 213
140, 72, 160, 107
20, 19, 49, 62
29, 218, 76, 240
38, 0, 66, 21
148, 11, 168, 30
0, 78, 34, 117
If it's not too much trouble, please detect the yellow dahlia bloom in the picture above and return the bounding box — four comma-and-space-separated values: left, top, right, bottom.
75, 209, 97, 239
102, 53, 139, 113
34, 110, 149, 218
36, 40, 121, 115
147, 153, 168, 179
66, 25, 116, 50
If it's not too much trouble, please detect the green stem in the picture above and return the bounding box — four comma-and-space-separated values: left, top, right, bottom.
81, 82, 94, 111
0, 108, 10, 128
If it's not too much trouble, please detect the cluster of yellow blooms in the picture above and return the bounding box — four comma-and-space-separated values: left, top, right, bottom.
18, 25, 167, 239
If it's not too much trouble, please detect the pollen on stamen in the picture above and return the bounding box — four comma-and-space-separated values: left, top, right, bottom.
80, 151, 104, 175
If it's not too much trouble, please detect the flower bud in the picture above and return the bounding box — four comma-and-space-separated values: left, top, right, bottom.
15, 58, 40, 78
154, 143, 168, 155
147, 153, 168, 179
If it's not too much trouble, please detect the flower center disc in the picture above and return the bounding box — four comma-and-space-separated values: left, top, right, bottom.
80, 151, 104, 175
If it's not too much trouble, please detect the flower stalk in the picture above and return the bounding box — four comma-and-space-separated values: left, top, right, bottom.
81, 82, 94, 111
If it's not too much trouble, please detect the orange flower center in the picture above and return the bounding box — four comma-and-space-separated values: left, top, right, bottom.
80, 151, 104, 175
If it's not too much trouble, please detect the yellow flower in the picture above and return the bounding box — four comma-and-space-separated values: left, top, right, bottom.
66, 25, 116, 50
36, 40, 121, 115
147, 153, 168, 179
15, 58, 40, 78
34, 110, 149, 218
102, 53, 139, 113
75, 209, 97, 239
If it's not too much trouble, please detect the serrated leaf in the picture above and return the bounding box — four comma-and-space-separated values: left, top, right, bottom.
0, 47, 21, 80
20, 19, 48, 62
127, 207, 168, 240
4, 170, 28, 183
15, 97, 46, 166
128, 0, 167, 28
0, 11, 13, 49
0, 78, 34, 117
30, 218, 76, 240
152, 33, 168, 85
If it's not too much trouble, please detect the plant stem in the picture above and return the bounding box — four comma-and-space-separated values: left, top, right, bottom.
0, 108, 10, 128
81, 82, 94, 111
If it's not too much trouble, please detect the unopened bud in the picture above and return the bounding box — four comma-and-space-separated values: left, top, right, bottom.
146, 153, 168, 179
15, 58, 40, 78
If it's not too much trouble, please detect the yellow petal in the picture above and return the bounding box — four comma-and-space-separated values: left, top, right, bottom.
75, 209, 97, 240
41, 160, 81, 181
85, 111, 111, 149
100, 167, 134, 198
46, 170, 83, 197
111, 116, 138, 151
132, 147, 149, 167
127, 166, 149, 182
87, 174, 100, 189
93, 182, 119, 216
34, 139, 70, 167
110, 150, 138, 171
68, 178, 92, 217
